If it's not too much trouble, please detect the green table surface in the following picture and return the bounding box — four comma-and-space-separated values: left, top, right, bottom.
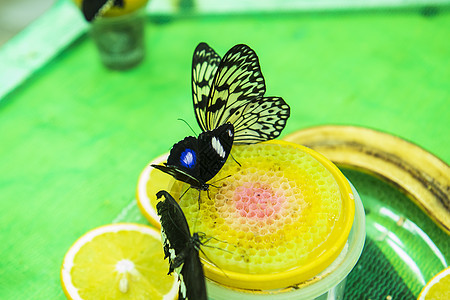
0, 1, 449, 299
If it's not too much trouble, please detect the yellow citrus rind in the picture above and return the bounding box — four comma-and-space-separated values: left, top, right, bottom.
73, 0, 149, 18
60, 223, 178, 300
418, 267, 450, 300
136, 153, 171, 228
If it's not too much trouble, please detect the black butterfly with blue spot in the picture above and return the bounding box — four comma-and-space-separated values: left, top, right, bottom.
152, 43, 290, 194
156, 190, 207, 300
80, 0, 124, 22
152, 123, 234, 192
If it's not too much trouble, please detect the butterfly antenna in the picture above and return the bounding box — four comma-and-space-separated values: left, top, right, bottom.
209, 175, 232, 188
197, 190, 202, 209
177, 118, 198, 137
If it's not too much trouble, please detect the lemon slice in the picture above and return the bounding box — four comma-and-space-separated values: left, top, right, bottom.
418, 267, 450, 300
136, 153, 171, 228
72, 0, 149, 18
61, 223, 178, 300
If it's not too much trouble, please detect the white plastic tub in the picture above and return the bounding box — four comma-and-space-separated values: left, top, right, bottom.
206, 181, 365, 300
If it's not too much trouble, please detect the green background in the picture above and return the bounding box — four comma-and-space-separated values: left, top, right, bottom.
0, 2, 449, 299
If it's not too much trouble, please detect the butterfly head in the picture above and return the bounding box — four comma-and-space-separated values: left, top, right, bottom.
191, 232, 207, 252
192, 232, 202, 244
198, 183, 210, 191
217, 123, 234, 139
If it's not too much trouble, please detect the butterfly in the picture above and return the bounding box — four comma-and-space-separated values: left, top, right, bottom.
152, 123, 234, 192
156, 190, 207, 300
81, 0, 124, 22
152, 43, 290, 194
192, 42, 290, 144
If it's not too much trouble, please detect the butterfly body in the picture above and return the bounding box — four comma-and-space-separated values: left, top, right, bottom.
156, 190, 207, 300
152, 123, 234, 191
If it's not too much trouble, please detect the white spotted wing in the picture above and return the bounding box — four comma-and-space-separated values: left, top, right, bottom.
156, 191, 207, 300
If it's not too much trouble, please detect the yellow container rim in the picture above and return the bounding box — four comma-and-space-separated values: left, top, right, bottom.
201, 140, 355, 290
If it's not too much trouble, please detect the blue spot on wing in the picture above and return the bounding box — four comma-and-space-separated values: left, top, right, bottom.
180, 149, 196, 168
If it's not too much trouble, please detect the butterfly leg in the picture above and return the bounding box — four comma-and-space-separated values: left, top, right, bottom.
206, 189, 212, 202
197, 190, 202, 209
210, 174, 231, 187
230, 153, 241, 167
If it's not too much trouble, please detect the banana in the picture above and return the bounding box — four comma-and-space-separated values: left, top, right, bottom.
283, 125, 450, 235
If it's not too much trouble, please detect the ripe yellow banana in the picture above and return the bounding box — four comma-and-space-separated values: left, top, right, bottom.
283, 125, 450, 235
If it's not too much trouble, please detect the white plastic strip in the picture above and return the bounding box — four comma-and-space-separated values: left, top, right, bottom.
0, 0, 88, 98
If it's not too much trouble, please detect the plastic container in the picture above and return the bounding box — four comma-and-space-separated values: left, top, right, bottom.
89, 8, 146, 70
205, 181, 365, 299
142, 140, 366, 299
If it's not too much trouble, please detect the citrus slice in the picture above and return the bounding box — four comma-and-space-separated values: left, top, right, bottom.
61, 223, 178, 300
72, 0, 149, 18
418, 267, 450, 300
136, 153, 171, 228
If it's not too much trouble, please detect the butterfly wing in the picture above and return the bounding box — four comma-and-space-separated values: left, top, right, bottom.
156, 191, 207, 300
194, 44, 290, 143
152, 136, 206, 189
192, 43, 222, 132
196, 123, 234, 183
81, 0, 123, 21
230, 96, 290, 144
203, 44, 266, 130
151, 164, 204, 190
152, 125, 234, 186
166, 136, 199, 174
156, 191, 192, 272
178, 247, 207, 300
81, 0, 124, 22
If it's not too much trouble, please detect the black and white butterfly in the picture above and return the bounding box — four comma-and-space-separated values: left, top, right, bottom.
152, 43, 290, 194
192, 42, 290, 144
81, 0, 124, 22
156, 190, 207, 300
